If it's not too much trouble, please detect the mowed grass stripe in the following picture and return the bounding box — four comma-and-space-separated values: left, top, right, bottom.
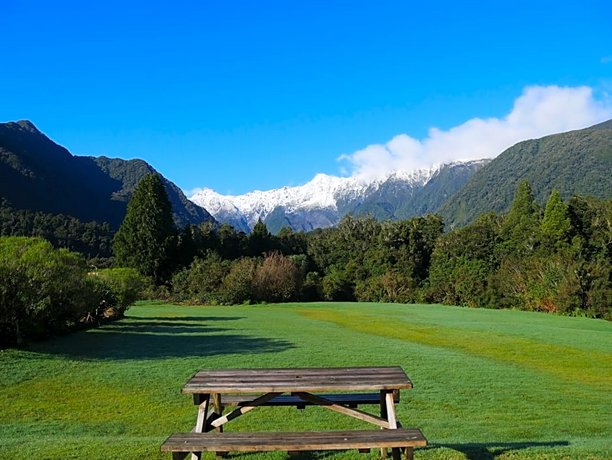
298, 304, 612, 388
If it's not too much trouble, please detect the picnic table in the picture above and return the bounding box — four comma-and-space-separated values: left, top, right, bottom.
161, 366, 427, 459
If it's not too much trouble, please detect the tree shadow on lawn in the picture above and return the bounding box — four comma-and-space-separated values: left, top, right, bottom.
128, 316, 245, 322
425, 440, 571, 460
32, 315, 294, 361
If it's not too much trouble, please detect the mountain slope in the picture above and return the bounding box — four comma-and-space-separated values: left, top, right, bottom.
191, 161, 488, 233
0, 120, 215, 229
440, 120, 612, 227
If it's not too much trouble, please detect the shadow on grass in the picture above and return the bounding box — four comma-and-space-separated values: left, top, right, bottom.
426, 440, 571, 459
31, 315, 294, 361
126, 316, 245, 322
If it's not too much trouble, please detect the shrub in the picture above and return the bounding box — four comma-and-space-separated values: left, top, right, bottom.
219, 258, 257, 305
93, 268, 146, 315
171, 251, 230, 304
355, 272, 417, 303
253, 252, 301, 303
0, 237, 97, 345
321, 268, 354, 301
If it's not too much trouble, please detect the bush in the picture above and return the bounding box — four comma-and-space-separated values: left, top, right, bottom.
171, 251, 230, 304
219, 258, 256, 305
321, 268, 354, 301
253, 252, 301, 303
0, 237, 98, 345
489, 254, 584, 313
355, 272, 418, 303
93, 268, 146, 315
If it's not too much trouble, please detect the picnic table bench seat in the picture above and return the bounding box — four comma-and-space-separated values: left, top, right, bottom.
162, 428, 427, 459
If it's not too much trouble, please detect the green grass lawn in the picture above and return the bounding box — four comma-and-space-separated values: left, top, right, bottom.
1, 301, 610, 459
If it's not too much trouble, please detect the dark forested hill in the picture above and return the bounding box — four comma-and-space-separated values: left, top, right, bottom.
440, 120, 612, 227
0, 120, 215, 229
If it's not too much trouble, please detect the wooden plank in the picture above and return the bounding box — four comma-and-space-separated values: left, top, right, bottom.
182, 366, 413, 394
188, 367, 405, 376
292, 392, 390, 429
161, 429, 427, 453
185, 370, 409, 382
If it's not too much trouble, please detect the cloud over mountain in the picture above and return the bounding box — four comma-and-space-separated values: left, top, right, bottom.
339, 85, 612, 180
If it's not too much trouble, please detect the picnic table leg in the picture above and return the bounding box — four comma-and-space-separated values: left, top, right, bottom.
384, 391, 401, 460
191, 394, 210, 460
379, 391, 388, 458
213, 393, 227, 459
402, 447, 414, 460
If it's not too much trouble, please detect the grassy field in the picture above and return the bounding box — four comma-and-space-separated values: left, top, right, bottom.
0, 301, 610, 459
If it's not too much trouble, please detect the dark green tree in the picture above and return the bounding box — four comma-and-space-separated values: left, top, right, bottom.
500, 179, 541, 256
541, 189, 571, 248
112, 173, 176, 284
218, 224, 247, 259
248, 219, 276, 256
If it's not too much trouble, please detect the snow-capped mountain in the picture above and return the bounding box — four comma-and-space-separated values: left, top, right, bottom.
190, 160, 488, 233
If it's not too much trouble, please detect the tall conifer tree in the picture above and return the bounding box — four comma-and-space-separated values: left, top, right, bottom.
541, 189, 571, 248
113, 173, 176, 283
501, 180, 541, 255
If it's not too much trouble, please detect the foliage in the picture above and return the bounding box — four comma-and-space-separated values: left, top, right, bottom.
248, 219, 275, 256
219, 258, 257, 305
499, 179, 541, 256
171, 252, 230, 304
0, 237, 102, 345
355, 272, 418, 303
252, 252, 302, 303
0, 200, 113, 258
113, 173, 177, 284
441, 122, 612, 227
428, 213, 501, 307
161, 186, 609, 318
541, 189, 571, 248
93, 268, 147, 315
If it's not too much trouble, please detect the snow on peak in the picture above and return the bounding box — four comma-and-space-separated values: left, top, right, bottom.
189, 166, 440, 230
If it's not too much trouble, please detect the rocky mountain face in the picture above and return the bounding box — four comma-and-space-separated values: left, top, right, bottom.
190, 160, 488, 233
0, 120, 215, 229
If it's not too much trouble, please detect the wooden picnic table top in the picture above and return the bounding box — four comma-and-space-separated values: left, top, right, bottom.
182, 366, 413, 394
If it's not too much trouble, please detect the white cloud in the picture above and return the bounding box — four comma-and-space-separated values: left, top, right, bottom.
339, 85, 612, 180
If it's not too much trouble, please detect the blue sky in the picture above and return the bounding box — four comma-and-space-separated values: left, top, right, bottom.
2, 1, 611, 195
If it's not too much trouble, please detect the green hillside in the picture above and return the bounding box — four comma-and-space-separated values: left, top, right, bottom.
441, 120, 612, 227
1, 301, 610, 459
0, 121, 214, 229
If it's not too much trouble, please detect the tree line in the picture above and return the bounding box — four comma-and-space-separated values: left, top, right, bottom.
115, 174, 611, 319
2, 173, 609, 346
0, 199, 113, 260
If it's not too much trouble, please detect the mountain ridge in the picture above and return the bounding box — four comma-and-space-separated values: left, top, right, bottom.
440, 120, 612, 227
0, 120, 215, 229
190, 160, 488, 233
190, 120, 611, 233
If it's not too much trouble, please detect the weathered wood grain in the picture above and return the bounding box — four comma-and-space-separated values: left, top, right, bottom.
161, 428, 427, 453
182, 367, 413, 394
